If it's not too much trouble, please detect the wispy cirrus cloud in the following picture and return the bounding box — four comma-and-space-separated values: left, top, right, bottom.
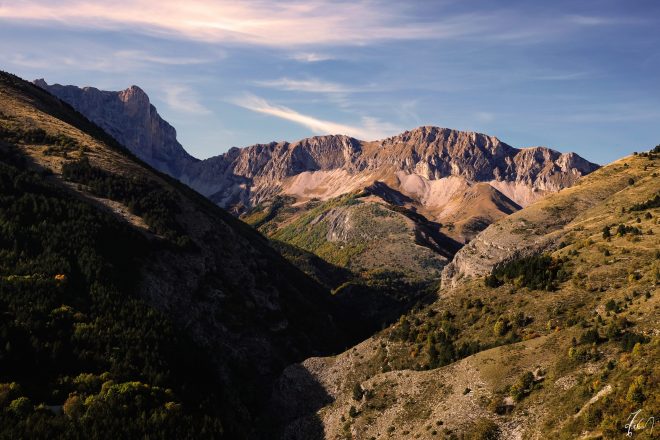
163, 85, 211, 114
533, 71, 591, 81
114, 50, 215, 66
289, 52, 334, 63
232, 94, 399, 140
8, 49, 211, 73
2, 1, 646, 53
254, 77, 352, 94
565, 14, 644, 26
254, 77, 370, 111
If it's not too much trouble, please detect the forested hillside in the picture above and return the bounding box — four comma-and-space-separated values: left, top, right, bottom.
0, 70, 345, 439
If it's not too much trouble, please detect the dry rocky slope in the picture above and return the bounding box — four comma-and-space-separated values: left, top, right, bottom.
34, 80, 598, 243
3, 72, 346, 437
274, 150, 659, 440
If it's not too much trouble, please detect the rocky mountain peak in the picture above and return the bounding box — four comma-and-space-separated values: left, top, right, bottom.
118, 85, 150, 108
33, 78, 48, 88
34, 79, 197, 176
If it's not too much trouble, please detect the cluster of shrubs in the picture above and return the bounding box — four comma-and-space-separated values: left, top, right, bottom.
492, 311, 532, 337
615, 224, 643, 236
568, 316, 649, 365
62, 158, 190, 247
603, 223, 644, 239
484, 254, 569, 291
629, 193, 660, 211
0, 147, 224, 438
391, 312, 483, 370
0, 123, 79, 150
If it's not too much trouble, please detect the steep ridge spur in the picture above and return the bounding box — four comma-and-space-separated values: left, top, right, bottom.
441, 154, 649, 287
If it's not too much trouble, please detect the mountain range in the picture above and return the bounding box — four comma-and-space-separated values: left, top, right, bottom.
32, 80, 604, 338
3, 74, 654, 439
34, 80, 598, 244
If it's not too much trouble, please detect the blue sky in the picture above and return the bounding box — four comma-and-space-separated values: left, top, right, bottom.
1, 1, 659, 164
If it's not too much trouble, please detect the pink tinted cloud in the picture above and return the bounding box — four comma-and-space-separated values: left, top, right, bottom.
0, 0, 485, 46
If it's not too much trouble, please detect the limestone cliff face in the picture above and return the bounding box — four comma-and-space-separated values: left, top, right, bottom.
33, 79, 197, 176
359, 127, 596, 190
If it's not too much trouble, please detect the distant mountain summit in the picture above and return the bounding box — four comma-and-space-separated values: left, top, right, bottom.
178, 126, 598, 241
183, 126, 597, 208
34, 81, 599, 242
33, 79, 197, 176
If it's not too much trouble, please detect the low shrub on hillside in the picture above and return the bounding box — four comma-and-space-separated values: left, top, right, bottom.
630, 193, 660, 211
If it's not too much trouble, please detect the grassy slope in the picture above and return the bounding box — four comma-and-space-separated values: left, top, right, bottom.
244, 193, 450, 282
279, 151, 659, 439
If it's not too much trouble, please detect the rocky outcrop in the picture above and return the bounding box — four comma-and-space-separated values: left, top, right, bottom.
440, 156, 634, 288
33, 79, 198, 176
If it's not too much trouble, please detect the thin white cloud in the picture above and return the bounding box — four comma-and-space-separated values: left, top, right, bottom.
163, 85, 211, 114
114, 50, 215, 65
566, 15, 632, 26
8, 49, 212, 73
534, 72, 590, 81
395, 99, 421, 125
254, 78, 351, 94
254, 77, 371, 111
9, 53, 117, 71
289, 52, 334, 63
474, 111, 495, 123
232, 94, 398, 140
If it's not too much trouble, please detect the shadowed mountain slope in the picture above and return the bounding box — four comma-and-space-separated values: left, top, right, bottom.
2, 71, 346, 438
